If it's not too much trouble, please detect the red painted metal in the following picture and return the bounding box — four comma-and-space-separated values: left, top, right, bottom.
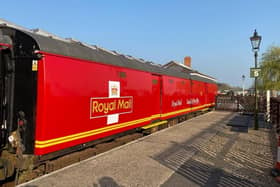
0, 43, 12, 49
207, 82, 218, 107
34, 51, 217, 155
191, 80, 206, 112
35, 52, 154, 155
151, 75, 162, 120
161, 75, 192, 119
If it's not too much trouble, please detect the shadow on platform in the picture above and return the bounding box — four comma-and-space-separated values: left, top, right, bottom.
227, 114, 250, 133
152, 113, 274, 187
227, 114, 271, 133
93, 176, 123, 187
160, 158, 255, 187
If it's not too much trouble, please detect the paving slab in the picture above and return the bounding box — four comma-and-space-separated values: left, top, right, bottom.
18, 111, 278, 187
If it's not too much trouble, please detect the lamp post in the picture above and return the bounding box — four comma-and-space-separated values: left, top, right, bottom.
242, 75, 245, 96
250, 29, 262, 130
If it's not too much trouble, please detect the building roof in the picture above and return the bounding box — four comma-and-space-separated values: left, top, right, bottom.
162, 61, 216, 83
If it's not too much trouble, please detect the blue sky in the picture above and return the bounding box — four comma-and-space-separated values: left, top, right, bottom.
1, 0, 280, 88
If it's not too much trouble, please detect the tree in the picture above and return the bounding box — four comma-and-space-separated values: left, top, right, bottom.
258, 46, 280, 90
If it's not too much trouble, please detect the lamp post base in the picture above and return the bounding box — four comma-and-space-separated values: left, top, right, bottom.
254, 110, 259, 130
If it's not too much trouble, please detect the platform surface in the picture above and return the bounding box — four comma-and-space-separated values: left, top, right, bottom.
19, 111, 278, 187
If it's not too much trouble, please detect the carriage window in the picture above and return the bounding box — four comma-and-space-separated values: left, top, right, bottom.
118, 71, 126, 78
152, 79, 158, 84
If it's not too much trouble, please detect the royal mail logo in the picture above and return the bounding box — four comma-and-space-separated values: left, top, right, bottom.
187, 98, 199, 105
111, 86, 118, 97
90, 96, 133, 119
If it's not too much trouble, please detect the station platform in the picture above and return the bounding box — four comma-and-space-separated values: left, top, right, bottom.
18, 111, 278, 187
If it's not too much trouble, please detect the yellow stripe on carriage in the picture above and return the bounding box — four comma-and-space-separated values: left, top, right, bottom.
161, 103, 214, 118
35, 103, 215, 149
35, 116, 151, 148
141, 120, 168, 130
151, 114, 161, 119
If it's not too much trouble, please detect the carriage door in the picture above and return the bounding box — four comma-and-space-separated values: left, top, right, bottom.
205, 82, 208, 106
0, 47, 13, 148
152, 74, 162, 119
0, 49, 4, 147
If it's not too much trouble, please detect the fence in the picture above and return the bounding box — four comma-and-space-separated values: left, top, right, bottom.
216, 95, 280, 131
215, 95, 266, 113
271, 97, 280, 133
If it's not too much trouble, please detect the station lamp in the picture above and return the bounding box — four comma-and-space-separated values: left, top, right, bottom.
250, 29, 262, 130
250, 30, 262, 52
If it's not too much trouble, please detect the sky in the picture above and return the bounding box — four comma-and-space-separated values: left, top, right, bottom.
1, 0, 280, 88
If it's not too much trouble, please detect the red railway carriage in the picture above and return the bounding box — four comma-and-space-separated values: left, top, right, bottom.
0, 23, 217, 181
190, 72, 217, 112
35, 52, 157, 154
161, 75, 192, 119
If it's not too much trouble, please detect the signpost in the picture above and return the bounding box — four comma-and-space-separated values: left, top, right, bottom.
250, 68, 261, 78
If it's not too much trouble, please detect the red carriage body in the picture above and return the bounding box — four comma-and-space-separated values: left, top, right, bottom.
0, 25, 217, 157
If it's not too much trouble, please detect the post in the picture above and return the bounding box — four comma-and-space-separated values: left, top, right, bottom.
242, 83, 245, 96
266, 90, 270, 122
250, 29, 261, 130
254, 51, 258, 130
242, 75, 245, 96
276, 100, 280, 133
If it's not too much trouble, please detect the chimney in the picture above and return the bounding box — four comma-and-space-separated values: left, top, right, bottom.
184, 56, 191, 67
